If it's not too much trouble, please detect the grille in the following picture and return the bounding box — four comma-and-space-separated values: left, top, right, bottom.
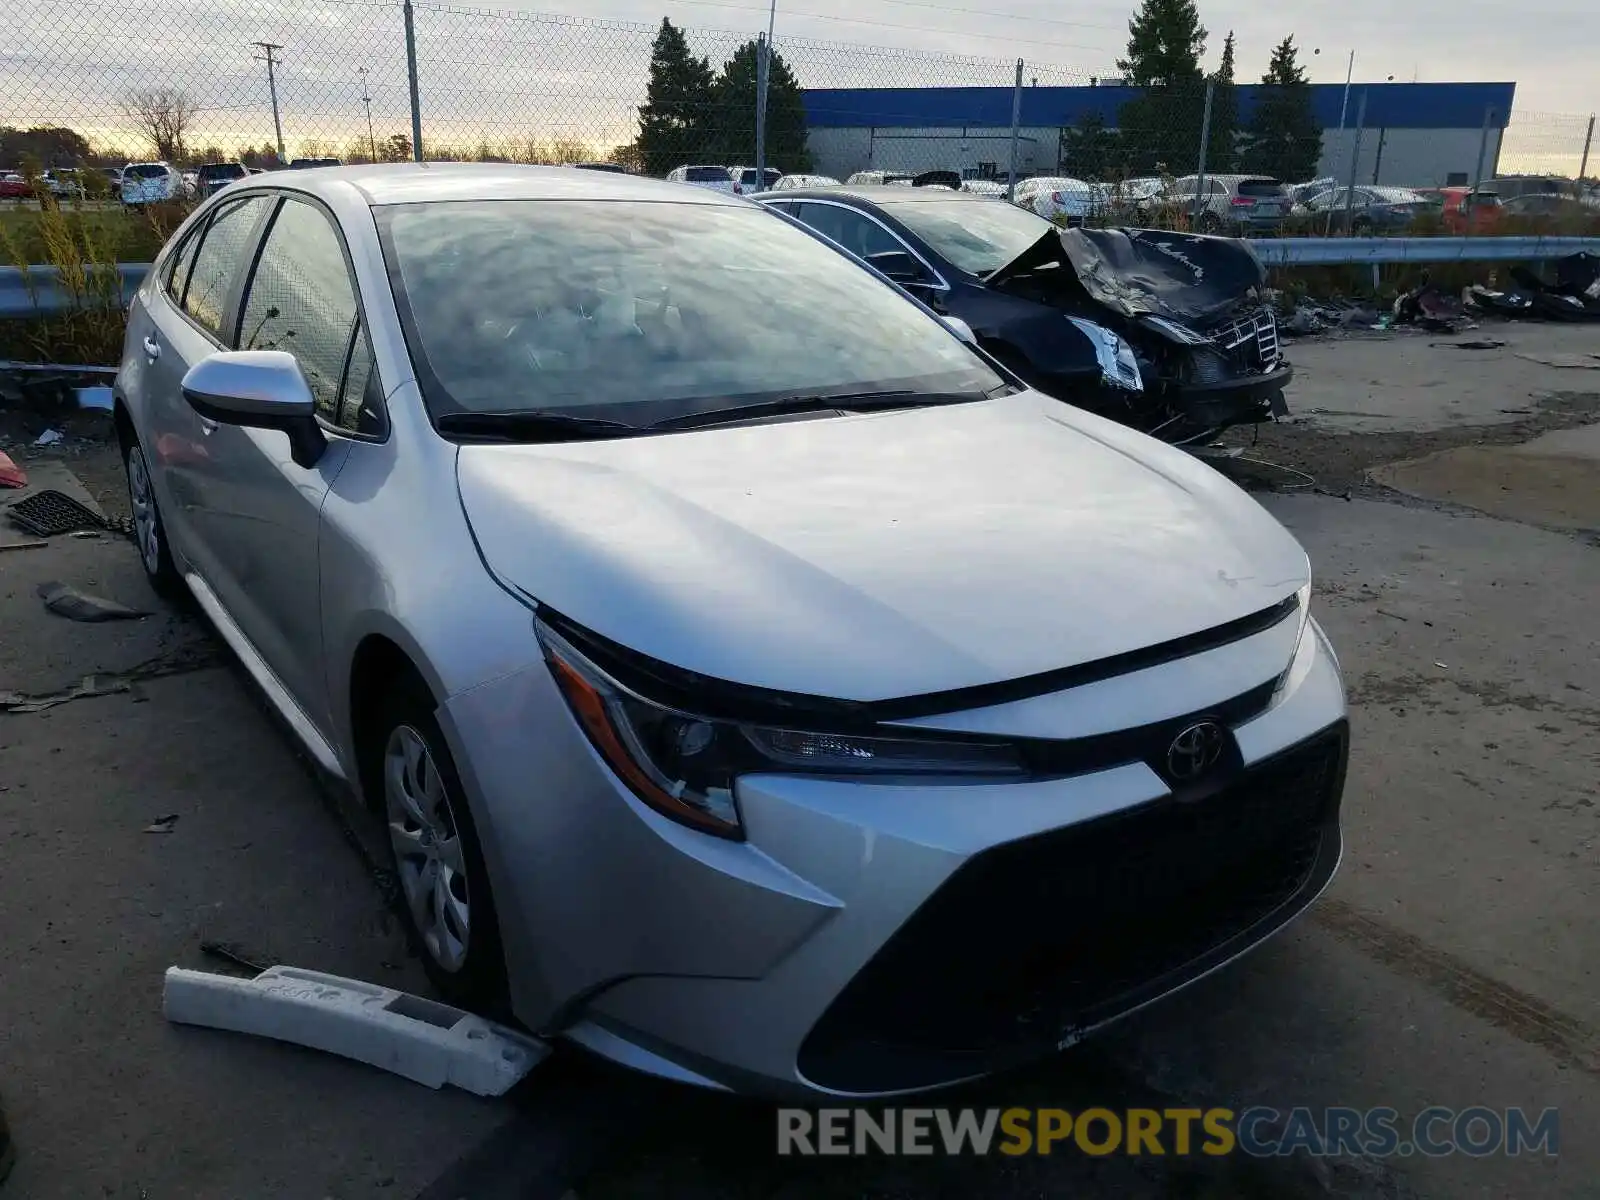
1211, 307, 1281, 372
798, 723, 1347, 1093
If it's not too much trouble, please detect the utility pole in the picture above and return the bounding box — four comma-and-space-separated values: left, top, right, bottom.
1006, 59, 1023, 201
252, 41, 286, 164
403, 0, 423, 162
1577, 114, 1595, 201
1341, 90, 1367, 233
755, 0, 777, 189
1193, 77, 1215, 227
359, 68, 377, 164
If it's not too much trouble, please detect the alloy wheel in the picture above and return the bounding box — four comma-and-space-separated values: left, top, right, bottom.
384, 724, 472, 973
126, 445, 162, 576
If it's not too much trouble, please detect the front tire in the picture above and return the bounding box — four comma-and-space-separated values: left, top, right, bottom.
373, 684, 508, 1013
124, 437, 183, 599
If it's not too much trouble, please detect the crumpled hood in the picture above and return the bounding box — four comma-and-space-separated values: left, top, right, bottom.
456, 392, 1309, 702
987, 226, 1267, 327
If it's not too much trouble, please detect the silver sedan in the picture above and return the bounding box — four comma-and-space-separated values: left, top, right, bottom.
115, 164, 1348, 1098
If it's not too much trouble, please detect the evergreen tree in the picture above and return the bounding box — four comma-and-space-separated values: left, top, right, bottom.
1059, 111, 1125, 179
1115, 0, 1208, 175
1206, 31, 1239, 174
709, 40, 812, 173
637, 18, 716, 176
1242, 36, 1323, 181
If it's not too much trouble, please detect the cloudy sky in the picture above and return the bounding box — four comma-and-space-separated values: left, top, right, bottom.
5, 0, 1593, 166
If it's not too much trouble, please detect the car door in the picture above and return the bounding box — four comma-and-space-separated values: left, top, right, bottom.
186, 193, 369, 730
131, 193, 277, 566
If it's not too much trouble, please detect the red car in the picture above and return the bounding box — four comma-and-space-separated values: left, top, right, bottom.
1420, 186, 1503, 233
0, 173, 35, 199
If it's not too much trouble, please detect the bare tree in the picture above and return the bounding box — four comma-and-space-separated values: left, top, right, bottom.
121, 87, 195, 162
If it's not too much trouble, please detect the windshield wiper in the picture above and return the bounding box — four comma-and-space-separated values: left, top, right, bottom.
436, 409, 640, 443
647, 389, 982, 432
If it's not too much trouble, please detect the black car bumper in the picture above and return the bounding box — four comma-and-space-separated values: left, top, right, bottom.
1172, 363, 1294, 426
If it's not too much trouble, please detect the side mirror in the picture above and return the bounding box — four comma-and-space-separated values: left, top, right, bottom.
940, 315, 977, 345
181, 350, 327, 468
865, 249, 929, 285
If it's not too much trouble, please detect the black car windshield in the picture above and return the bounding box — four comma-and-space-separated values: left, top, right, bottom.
881, 198, 1056, 276
378, 200, 1003, 422
199, 164, 246, 179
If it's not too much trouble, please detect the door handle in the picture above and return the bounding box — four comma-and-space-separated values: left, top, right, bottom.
142, 335, 161, 360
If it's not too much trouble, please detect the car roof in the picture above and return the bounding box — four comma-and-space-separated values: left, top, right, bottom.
766, 184, 987, 205
247, 162, 745, 206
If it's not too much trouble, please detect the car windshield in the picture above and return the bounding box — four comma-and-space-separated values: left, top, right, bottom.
378, 199, 1003, 424
685, 167, 730, 182
880, 198, 1055, 276
199, 164, 245, 179
126, 164, 167, 179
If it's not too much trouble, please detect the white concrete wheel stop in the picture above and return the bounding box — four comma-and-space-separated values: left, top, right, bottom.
163, 965, 549, 1097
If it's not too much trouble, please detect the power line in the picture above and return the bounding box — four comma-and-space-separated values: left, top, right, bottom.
663, 0, 1119, 56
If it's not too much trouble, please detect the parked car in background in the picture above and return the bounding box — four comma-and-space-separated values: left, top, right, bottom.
0, 172, 35, 199
289, 157, 343, 169
1490, 174, 1571, 204
116, 162, 1345, 1100
845, 170, 914, 186
1421, 186, 1503, 233
1166, 175, 1291, 234
666, 164, 743, 195
1299, 186, 1432, 234
771, 173, 840, 190
760, 185, 1291, 445
1013, 176, 1096, 225
121, 162, 183, 205
731, 165, 782, 195
42, 168, 86, 199
195, 162, 250, 199
571, 161, 630, 174
1501, 193, 1594, 222
959, 179, 1007, 198
1286, 177, 1338, 208
1091, 176, 1165, 219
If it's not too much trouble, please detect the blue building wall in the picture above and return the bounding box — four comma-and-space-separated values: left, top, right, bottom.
802, 82, 1516, 131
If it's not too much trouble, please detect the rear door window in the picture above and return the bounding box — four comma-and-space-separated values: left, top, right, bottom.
1238, 179, 1286, 198
182, 194, 274, 339
792, 203, 905, 261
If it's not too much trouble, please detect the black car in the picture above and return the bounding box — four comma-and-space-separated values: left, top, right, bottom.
194, 161, 248, 198
758, 187, 1292, 444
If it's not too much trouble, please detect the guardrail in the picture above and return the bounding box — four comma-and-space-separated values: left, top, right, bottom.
4, 235, 1600, 318
1245, 235, 1600, 267
0, 264, 148, 318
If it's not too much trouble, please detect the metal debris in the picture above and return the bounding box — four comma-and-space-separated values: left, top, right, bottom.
0, 674, 133, 713
144, 814, 181, 834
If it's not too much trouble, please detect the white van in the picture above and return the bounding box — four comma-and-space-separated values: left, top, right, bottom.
666, 164, 741, 196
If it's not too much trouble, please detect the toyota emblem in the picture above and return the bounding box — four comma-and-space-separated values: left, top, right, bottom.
1166, 720, 1227, 782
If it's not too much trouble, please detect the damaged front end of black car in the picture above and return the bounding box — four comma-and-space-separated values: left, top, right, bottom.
985, 227, 1292, 445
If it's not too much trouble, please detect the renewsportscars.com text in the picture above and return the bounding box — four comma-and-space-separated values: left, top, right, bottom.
776, 1106, 1559, 1159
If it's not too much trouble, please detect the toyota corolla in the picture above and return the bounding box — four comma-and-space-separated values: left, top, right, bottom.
114, 164, 1347, 1098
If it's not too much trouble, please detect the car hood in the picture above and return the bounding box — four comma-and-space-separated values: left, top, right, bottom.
456, 391, 1309, 702
986, 226, 1267, 326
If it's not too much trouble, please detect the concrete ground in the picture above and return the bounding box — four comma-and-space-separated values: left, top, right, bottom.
1, 322, 1596, 1198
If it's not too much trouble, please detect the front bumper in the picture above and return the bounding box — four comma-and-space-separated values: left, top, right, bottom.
1172, 363, 1294, 427
440, 613, 1346, 1098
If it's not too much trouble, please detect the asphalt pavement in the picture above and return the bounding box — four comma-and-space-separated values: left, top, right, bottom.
0, 323, 1596, 1198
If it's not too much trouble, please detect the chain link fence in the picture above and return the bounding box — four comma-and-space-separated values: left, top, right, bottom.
0, 0, 1594, 194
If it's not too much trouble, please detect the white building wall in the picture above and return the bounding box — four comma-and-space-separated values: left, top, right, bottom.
809, 124, 1504, 188
806, 126, 1059, 181
1317, 127, 1503, 188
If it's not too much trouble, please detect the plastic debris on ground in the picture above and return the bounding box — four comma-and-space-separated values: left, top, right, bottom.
32, 428, 63, 447
144, 814, 181, 834
0, 674, 133, 714
5, 489, 107, 536
37, 580, 150, 623
162, 964, 550, 1097
0, 451, 25, 489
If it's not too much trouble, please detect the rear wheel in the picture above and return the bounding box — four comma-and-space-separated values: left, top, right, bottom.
123, 436, 184, 599
372, 683, 508, 1013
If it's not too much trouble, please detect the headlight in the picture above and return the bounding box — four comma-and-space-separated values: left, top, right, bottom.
537, 620, 1023, 840
1066, 316, 1143, 392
